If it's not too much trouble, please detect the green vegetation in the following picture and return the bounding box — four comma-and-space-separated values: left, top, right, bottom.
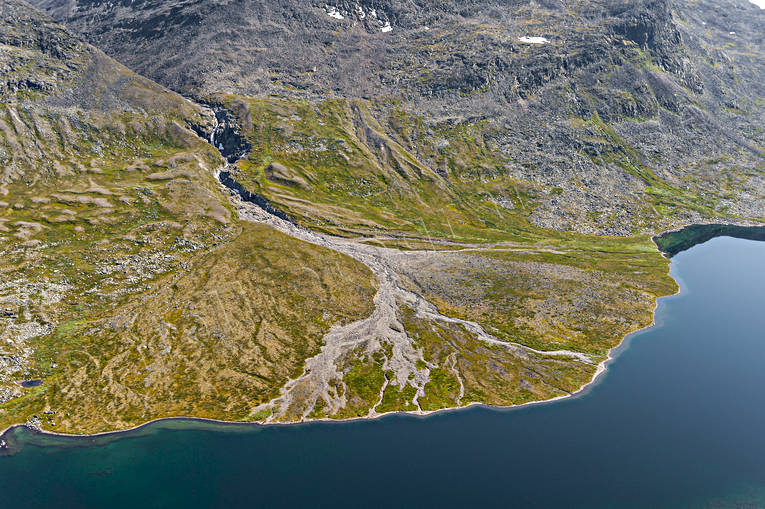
401, 307, 592, 408
226, 96, 543, 242
377, 380, 418, 414
414, 236, 675, 355
419, 368, 461, 411
332, 354, 386, 419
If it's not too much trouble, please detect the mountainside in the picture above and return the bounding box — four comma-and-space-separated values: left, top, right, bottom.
31, 0, 765, 236
0, 0, 761, 434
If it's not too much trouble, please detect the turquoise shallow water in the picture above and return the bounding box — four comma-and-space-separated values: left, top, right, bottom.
1, 235, 765, 508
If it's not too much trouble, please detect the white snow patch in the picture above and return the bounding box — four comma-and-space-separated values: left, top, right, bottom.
749, 0, 764, 8
325, 5, 344, 20
518, 36, 549, 44
729, 31, 736, 35
381, 22, 393, 33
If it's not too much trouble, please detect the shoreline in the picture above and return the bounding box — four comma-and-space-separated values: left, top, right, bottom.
0, 221, 724, 446
651, 219, 764, 238
0, 263, 683, 445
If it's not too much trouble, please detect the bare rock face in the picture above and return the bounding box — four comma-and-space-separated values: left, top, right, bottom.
0, 0, 83, 99
23, 0, 749, 101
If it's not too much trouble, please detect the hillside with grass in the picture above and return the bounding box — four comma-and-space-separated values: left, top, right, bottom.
0, 0, 762, 433
0, 0, 376, 433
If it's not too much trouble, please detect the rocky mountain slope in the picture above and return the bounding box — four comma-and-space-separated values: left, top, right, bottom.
0, 0, 761, 433
31, 0, 765, 236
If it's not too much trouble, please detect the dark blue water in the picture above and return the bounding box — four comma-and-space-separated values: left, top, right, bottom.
1, 236, 764, 508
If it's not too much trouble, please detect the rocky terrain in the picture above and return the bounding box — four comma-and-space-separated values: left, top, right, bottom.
0, 0, 761, 433
30, 0, 765, 235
